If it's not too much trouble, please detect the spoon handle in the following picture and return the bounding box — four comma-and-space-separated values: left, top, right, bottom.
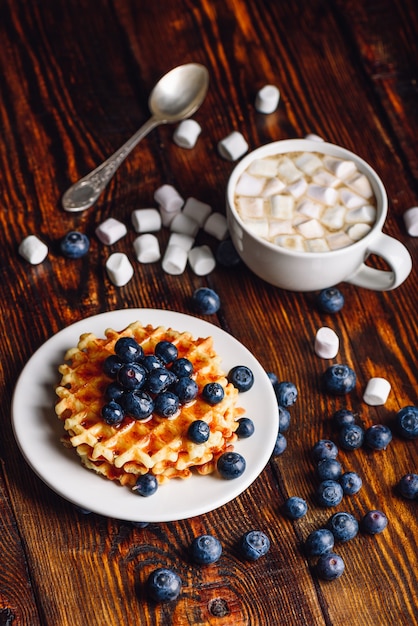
62, 116, 160, 212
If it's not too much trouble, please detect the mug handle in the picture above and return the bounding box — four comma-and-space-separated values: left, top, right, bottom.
346, 233, 412, 290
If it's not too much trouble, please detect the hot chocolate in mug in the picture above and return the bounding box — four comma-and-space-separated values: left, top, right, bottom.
226, 139, 412, 291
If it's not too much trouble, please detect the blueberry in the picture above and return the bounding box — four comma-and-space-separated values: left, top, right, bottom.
154, 391, 180, 418
316, 287, 345, 313
312, 439, 339, 462
339, 424, 364, 450
142, 354, 164, 372
283, 496, 308, 520
316, 480, 344, 507
322, 364, 356, 395
192, 287, 221, 315
327, 512, 359, 542
154, 341, 178, 365
190, 534, 222, 564
396, 405, 418, 439
274, 381, 298, 407
202, 382, 225, 405
172, 377, 199, 404
117, 363, 147, 390
266, 371, 278, 386
121, 390, 154, 420
316, 552, 345, 580
215, 239, 241, 267
339, 471, 362, 495
273, 432, 287, 456
105, 381, 125, 402
397, 473, 418, 500
133, 473, 158, 497
103, 354, 123, 378
101, 400, 124, 425
316, 458, 343, 482
170, 357, 194, 378
332, 408, 356, 429
236, 417, 255, 439
239, 530, 270, 561
364, 424, 392, 450
304, 529, 334, 557
228, 365, 254, 392
114, 336, 144, 363
278, 406, 291, 433
60, 231, 90, 258
146, 568, 182, 603
217, 451, 246, 480
361, 510, 388, 534
188, 420, 210, 444
146, 367, 177, 394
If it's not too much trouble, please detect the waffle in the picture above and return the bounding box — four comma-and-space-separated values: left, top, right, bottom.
55, 321, 244, 488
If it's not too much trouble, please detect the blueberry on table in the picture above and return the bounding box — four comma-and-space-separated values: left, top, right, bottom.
117, 363, 147, 391
239, 530, 270, 561
361, 510, 388, 534
217, 451, 246, 479
396, 405, 418, 439
114, 336, 144, 363
316, 552, 345, 580
338, 424, 364, 450
364, 424, 392, 450
153, 391, 180, 418
202, 382, 225, 405
274, 381, 298, 407
192, 287, 221, 315
172, 377, 199, 404
101, 400, 124, 425
266, 371, 278, 386
215, 239, 241, 267
316, 480, 344, 507
304, 529, 334, 557
397, 473, 418, 500
283, 496, 308, 520
332, 408, 356, 429
316, 458, 343, 482
133, 473, 158, 497
227, 365, 254, 392
327, 512, 359, 542
190, 534, 222, 564
278, 406, 291, 433
188, 419, 210, 444
322, 364, 356, 395
60, 231, 90, 258
339, 471, 362, 496
154, 340, 178, 365
316, 287, 345, 313
273, 432, 287, 456
121, 390, 154, 420
312, 439, 339, 462
146, 567, 182, 602
235, 417, 255, 439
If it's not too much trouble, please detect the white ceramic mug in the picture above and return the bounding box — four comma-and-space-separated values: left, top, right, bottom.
226, 139, 412, 291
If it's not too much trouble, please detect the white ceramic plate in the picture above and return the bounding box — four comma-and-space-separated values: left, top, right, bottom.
12, 309, 278, 522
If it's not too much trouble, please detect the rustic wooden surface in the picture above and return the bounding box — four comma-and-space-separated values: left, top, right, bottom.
0, 0, 417, 624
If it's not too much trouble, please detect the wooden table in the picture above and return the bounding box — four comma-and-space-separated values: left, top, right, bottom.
1, 0, 417, 624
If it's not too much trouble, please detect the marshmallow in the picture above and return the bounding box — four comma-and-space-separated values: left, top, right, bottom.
363, 377, 391, 406
323, 156, 357, 180
297, 200, 323, 220
268, 220, 294, 237
235, 172, 266, 197
105, 253, 134, 286
173, 119, 202, 149
346, 173, 374, 199
167, 232, 195, 252
321, 206, 346, 230
154, 184, 184, 213
95, 218, 127, 245
255, 84, 280, 114
182, 197, 212, 227
131, 208, 162, 233
18, 235, 48, 264
204, 212, 229, 240
296, 219, 324, 239
237, 196, 265, 219
159, 204, 181, 227
326, 232, 352, 250
217, 131, 248, 161
345, 205, 377, 224
295, 153, 323, 176
277, 157, 303, 183
245, 219, 269, 238
286, 177, 308, 199
312, 169, 339, 188
188, 245, 216, 276
306, 238, 329, 252
307, 184, 338, 206
314, 327, 339, 359
403, 207, 418, 236
348, 223, 372, 241
275, 234, 305, 251
340, 188, 366, 209
170, 212, 200, 237
304, 133, 324, 142
248, 158, 278, 178
262, 177, 286, 196
270, 194, 295, 219
161, 244, 188, 275
133, 234, 161, 263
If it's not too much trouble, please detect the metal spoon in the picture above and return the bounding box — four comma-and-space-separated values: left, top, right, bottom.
62, 63, 209, 212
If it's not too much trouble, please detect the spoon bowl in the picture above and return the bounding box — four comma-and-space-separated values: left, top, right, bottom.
62, 63, 209, 212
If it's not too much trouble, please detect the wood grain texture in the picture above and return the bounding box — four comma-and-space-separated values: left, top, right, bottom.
0, 0, 416, 624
